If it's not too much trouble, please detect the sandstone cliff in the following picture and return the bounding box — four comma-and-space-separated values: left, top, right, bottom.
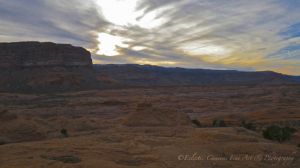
0, 42, 92, 68
0, 42, 96, 92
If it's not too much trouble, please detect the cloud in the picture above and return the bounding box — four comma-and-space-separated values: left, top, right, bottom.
0, 0, 299, 75
0, 0, 104, 48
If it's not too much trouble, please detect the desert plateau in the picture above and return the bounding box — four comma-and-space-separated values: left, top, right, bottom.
1, 85, 300, 168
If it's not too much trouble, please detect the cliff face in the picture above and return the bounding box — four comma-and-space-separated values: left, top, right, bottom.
0, 42, 92, 68
1, 42, 298, 92
0, 42, 96, 92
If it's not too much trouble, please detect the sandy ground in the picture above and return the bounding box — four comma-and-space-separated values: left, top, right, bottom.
0, 85, 300, 167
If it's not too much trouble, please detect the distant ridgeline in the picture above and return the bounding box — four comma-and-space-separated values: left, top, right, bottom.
0, 42, 97, 92
0, 42, 299, 92
94, 64, 300, 87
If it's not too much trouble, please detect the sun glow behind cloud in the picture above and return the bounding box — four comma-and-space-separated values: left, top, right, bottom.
97, 33, 130, 56
95, 0, 141, 27
95, 0, 170, 29
94, 0, 172, 56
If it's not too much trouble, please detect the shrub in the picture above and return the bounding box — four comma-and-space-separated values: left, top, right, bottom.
297, 144, 300, 148
41, 155, 81, 163
212, 119, 226, 127
0, 137, 8, 145
192, 119, 202, 127
284, 127, 296, 134
241, 120, 256, 131
263, 125, 296, 142
60, 128, 69, 137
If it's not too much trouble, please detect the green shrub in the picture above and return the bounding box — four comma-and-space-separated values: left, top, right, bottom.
0, 136, 10, 145
60, 128, 69, 137
41, 155, 81, 163
263, 125, 296, 142
192, 119, 202, 127
212, 119, 226, 127
284, 127, 297, 134
241, 120, 256, 131
297, 144, 300, 148
0, 138, 8, 145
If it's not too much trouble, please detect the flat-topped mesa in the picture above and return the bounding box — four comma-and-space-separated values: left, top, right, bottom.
0, 42, 98, 92
0, 42, 92, 68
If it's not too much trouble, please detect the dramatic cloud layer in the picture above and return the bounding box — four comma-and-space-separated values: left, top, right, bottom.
0, 0, 299, 75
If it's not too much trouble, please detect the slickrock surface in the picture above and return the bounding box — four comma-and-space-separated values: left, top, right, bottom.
123, 103, 192, 127
0, 86, 299, 168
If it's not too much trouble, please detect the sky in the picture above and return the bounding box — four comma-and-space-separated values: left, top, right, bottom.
0, 0, 299, 75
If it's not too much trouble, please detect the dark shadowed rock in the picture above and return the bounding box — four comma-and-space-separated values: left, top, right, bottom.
94, 64, 300, 86
0, 42, 96, 92
0, 42, 92, 68
1, 42, 299, 92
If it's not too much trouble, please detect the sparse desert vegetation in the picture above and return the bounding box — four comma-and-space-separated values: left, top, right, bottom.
40, 154, 81, 164
60, 128, 69, 138
241, 120, 257, 131
0, 85, 300, 167
263, 125, 297, 142
212, 119, 227, 127
191, 119, 202, 127
0, 137, 8, 145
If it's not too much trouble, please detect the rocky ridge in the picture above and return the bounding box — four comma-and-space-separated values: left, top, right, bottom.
0, 41, 92, 68
0, 42, 96, 92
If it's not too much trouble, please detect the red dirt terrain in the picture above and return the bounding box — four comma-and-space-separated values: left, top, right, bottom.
0, 85, 299, 167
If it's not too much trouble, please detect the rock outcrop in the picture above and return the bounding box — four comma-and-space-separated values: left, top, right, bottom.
0, 42, 96, 92
1, 42, 299, 92
0, 42, 92, 68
